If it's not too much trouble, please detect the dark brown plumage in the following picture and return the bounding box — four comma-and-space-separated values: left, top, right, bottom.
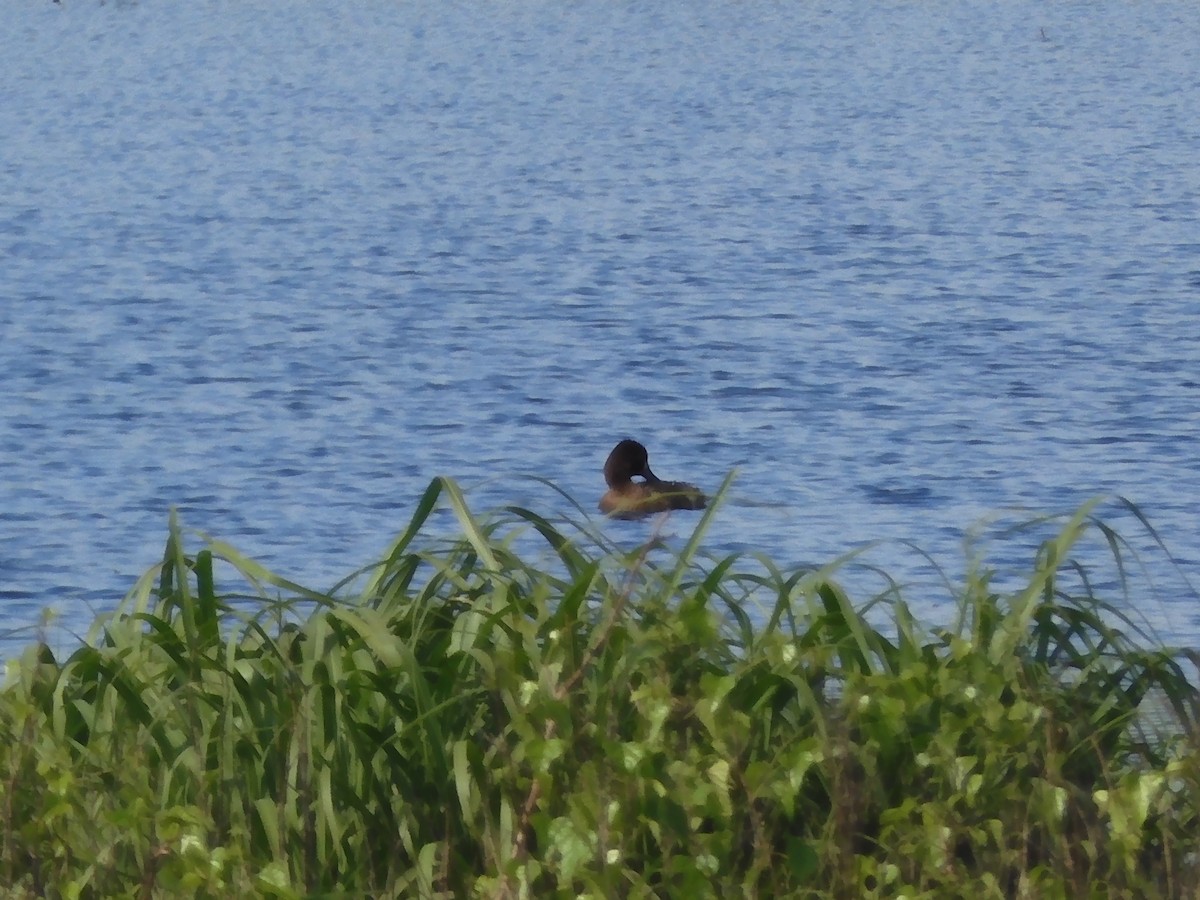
599, 439, 706, 520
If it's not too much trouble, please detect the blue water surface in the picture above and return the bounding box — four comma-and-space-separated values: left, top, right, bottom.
2, 0, 1199, 654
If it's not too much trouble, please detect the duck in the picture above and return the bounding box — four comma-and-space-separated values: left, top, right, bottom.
599, 439, 707, 520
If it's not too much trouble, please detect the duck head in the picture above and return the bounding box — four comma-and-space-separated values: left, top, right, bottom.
603, 438, 662, 487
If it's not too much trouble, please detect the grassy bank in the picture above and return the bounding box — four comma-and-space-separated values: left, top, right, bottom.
1, 478, 1198, 898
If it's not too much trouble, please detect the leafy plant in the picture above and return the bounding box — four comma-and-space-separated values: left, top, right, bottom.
0, 480, 1196, 897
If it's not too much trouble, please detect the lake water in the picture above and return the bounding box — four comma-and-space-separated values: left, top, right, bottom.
3, 0, 1199, 656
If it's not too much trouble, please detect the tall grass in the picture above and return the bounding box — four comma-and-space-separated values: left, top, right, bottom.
1, 479, 1197, 898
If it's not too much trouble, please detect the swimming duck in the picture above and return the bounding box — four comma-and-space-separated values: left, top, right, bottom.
599, 439, 707, 520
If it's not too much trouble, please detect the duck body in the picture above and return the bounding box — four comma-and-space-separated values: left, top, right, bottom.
599, 439, 706, 520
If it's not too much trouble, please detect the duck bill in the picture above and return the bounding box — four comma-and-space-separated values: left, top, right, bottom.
641, 466, 663, 485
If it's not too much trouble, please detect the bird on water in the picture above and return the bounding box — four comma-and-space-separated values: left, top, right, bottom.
599, 439, 706, 520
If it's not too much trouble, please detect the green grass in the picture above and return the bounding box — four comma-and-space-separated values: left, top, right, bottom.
1, 478, 1198, 898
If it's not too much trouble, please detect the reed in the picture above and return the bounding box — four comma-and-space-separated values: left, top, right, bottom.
0, 478, 1197, 898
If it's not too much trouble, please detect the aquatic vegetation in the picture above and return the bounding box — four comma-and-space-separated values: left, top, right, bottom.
0, 478, 1197, 897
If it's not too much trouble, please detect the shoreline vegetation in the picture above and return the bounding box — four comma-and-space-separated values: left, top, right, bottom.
1, 478, 1198, 897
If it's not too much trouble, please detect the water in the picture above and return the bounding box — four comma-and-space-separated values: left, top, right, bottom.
3, 0, 1199, 655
